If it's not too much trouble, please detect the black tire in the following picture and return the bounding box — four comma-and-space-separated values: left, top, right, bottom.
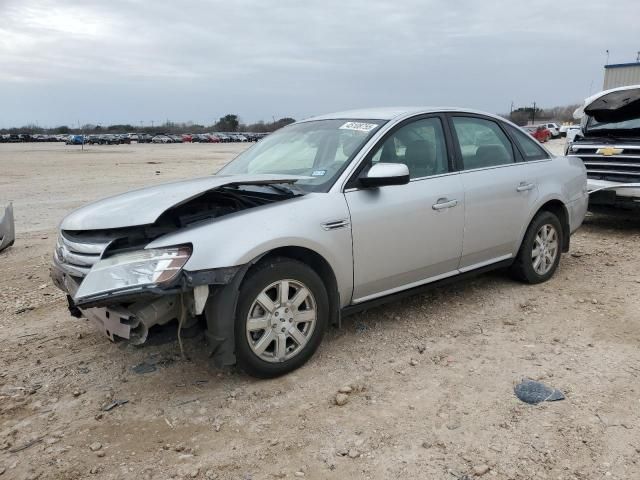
510, 211, 563, 284
235, 257, 329, 378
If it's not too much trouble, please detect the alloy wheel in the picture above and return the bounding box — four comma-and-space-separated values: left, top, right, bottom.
245, 279, 317, 363
531, 224, 558, 275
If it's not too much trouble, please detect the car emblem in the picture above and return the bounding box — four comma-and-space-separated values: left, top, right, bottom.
596, 147, 623, 156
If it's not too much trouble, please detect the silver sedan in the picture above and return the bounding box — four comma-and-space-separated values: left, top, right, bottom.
51, 108, 588, 377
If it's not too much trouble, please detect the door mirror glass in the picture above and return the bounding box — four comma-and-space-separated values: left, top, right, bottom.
360, 162, 410, 188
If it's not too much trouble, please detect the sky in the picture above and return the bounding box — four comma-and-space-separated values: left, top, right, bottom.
1, 0, 639, 128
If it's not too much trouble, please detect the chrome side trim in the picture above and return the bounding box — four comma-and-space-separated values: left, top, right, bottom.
458, 254, 513, 273
352, 270, 459, 304
352, 254, 514, 304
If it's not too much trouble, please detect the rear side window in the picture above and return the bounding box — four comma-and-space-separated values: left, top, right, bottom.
451, 116, 515, 170
508, 126, 550, 161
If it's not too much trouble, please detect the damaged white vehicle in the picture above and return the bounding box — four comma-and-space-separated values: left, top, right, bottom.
52, 108, 588, 377
568, 84, 640, 210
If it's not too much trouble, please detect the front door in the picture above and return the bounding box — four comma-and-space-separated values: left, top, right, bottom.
345, 116, 465, 303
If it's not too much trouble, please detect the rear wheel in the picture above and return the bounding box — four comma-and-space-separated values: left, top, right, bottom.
510, 211, 563, 284
235, 257, 328, 378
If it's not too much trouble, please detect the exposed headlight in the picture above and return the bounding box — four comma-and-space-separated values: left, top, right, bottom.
74, 246, 191, 302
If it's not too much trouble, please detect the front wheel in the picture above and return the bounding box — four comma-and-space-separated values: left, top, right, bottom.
510, 211, 563, 284
235, 257, 329, 378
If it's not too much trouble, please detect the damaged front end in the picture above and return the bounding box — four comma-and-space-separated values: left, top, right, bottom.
50, 178, 304, 362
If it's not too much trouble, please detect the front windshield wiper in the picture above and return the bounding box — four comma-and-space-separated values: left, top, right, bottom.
225, 182, 302, 196
261, 183, 298, 195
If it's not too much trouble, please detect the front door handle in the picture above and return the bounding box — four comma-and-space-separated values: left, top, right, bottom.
432, 198, 458, 210
516, 182, 535, 192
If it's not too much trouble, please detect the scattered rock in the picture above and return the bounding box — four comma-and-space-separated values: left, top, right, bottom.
294, 472, 305, 478
335, 393, 349, 406
15, 306, 35, 315
89, 466, 99, 474
409, 358, 418, 366
472, 464, 490, 476
96, 451, 105, 458
101, 399, 128, 411
89, 442, 102, 451
338, 386, 352, 394
186, 467, 199, 478
348, 449, 360, 458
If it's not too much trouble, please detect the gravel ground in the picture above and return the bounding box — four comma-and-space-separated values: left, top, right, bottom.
1, 140, 639, 480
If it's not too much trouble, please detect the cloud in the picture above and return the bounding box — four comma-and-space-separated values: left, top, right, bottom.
1, 0, 639, 127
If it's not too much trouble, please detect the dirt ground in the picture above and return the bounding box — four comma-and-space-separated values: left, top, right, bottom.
1, 140, 639, 480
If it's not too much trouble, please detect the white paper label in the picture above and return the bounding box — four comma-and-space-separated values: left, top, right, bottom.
339, 122, 379, 132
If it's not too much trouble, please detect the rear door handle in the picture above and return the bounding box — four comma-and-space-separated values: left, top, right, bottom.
516, 182, 535, 192
432, 198, 458, 210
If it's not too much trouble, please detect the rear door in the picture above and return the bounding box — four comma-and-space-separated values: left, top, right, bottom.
345, 115, 464, 302
448, 115, 541, 271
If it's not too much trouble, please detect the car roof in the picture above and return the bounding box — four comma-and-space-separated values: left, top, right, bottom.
301, 107, 507, 122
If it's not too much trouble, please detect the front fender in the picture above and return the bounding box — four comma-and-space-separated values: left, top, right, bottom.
146, 193, 354, 308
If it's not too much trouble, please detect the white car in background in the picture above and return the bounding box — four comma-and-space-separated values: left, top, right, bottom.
543, 123, 561, 138
565, 126, 581, 144
559, 124, 580, 138
567, 85, 640, 211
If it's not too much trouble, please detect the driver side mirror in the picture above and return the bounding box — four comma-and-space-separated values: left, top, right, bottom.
360, 162, 410, 188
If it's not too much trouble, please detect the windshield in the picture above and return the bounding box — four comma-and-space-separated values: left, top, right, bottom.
218, 119, 385, 192
585, 115, 640, 134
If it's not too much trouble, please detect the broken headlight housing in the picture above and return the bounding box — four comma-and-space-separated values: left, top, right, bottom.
74, 246, 191, 303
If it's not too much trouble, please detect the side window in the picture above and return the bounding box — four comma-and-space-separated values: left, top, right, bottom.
451, 117, 515, 170
508, 126, 550, 161
369, 118, 449, 179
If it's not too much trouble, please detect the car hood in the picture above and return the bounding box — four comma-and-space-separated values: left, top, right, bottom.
574, 85, 640, 122
61, 174, 307, 231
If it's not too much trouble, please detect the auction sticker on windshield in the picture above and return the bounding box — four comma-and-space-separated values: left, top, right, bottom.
339, 122, 379, 132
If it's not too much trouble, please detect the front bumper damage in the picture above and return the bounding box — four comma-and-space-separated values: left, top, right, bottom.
587, 181, 640, 210
51, 253, 245, 366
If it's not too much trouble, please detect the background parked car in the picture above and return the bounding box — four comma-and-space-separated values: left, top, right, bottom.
65, 135, 84, 145
524, 125, 551, 143
151, 135, 172, 144
542, 122, 561, 138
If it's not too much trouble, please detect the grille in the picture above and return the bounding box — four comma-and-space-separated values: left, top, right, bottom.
568, 144, 640, 183
54, 231, 113, 277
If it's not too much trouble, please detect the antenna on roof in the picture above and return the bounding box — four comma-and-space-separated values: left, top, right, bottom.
637, 51, 640, 62
605, 49, 610, 64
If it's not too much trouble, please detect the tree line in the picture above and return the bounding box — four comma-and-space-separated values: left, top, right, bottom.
503, 104, 581, 126
0, 114, 296, 135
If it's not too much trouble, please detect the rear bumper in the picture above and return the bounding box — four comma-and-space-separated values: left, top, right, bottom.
568, 193, 589, 234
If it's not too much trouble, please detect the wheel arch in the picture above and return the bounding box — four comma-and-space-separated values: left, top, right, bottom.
537, 199, 570, 252
248, 246, 341, 328
521, 198, 570, 253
